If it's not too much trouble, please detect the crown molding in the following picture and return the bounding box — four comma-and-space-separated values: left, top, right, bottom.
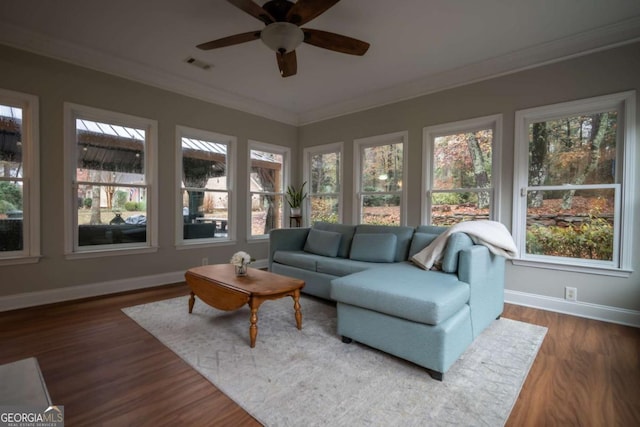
1, 16, 640, 127
0, 22, 300, 126
297, 16, 640, 125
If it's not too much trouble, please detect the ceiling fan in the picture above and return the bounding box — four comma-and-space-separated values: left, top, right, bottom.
196, 0, 370, 77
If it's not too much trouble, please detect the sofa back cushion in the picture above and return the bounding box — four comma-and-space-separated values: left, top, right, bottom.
408, 232, 438, 258
415, 225, 447, 236
349, 233, 397, 262
303, 228, 342, 257
354, 224, 415, 262
312, 222, 356, 258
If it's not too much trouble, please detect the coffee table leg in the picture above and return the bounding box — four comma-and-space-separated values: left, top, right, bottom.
188, 291, 195, 313
249, 301, 259, 348
293, 289, 302, 330
248, 297, 272, 348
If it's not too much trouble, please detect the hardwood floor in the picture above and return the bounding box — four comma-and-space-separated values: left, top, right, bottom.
1, 284, 639, 426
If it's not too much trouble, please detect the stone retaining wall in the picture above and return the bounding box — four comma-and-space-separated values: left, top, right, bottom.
432, 213, 614, 227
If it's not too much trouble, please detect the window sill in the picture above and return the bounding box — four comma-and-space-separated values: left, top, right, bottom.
0, 255, 41, 267
65, 246, 158, 260
176, 239, 236, 250
511, 258, 632, 278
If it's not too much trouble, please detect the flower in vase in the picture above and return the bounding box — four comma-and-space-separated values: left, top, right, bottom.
230, 251, 253, 267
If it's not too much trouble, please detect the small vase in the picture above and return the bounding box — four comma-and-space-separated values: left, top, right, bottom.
235, 264, 247, 277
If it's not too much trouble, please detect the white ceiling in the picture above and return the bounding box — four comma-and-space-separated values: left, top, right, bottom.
1, 1, 639, 125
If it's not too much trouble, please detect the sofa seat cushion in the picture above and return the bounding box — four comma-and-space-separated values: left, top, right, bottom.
273, 251, 327, 272
316, 257, 380, 277
330, 263, 470, 326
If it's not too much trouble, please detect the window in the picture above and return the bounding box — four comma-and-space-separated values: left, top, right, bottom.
64, 104, 157, 255
354, 131, 407, 225
177, 127, 235, 244
0, 89, 39, 264
513, 91, 635, 273
303, 142, 342, 225
249, 141, 289, 238
423, 115, 501, 225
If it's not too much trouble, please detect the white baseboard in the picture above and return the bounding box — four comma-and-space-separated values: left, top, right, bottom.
0, 271, 186, 312
3, 264, 637, 328
0, 258, 270, 312
505, 289, 640, 328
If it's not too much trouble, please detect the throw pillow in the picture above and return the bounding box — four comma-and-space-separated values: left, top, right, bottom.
349, 233, 397, 262
303, 228, 342, 257
313, 222, 356, 258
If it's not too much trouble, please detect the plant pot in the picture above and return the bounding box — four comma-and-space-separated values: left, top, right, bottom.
290, 207, 301, 216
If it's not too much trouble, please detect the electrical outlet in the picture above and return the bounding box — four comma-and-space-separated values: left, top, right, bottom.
202, 257, 208, 266
565, 286, 577, 301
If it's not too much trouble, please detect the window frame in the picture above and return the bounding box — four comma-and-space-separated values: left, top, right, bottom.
0, 88, 40, 265
353, 131, 408, 225
248, 140, 290, 240
303, 141, 343, 226
512, 91, 636, 276
422, 114, 502, 225
175, 126, 236, 247
63, 103, 158, 258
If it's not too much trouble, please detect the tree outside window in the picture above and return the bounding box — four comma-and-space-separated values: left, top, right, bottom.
513, 91, 635, 271
0, 90, 39, 263
0, 104, 25, 252
424, 115, 500, 226
65, 104, 157, 253
249, 143, 287, 237
306, 143, 341, 224
431, 130, 493, 225
525, 113, 617, 261
179, 130, 233, 242
355, 132, 406, 225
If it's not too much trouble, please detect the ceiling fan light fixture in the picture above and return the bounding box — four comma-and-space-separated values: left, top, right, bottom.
260, 22, 304, 54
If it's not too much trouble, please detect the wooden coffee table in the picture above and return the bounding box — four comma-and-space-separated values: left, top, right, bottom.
184, 264, 305, 348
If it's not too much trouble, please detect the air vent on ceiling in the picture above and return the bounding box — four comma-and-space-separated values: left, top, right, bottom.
185, 57, 212, 71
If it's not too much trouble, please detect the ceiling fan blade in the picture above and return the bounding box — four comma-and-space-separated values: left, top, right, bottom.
276, 50, 297, 77
197, 31, 261, 50
286, 0, 340, 26
227, 0, 275, 25
303, 28, 370, 55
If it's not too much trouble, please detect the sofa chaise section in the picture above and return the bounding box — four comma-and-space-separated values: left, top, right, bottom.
269, 221, 507, 380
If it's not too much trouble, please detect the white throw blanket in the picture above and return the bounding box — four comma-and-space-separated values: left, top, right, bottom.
411, 220, 518, 270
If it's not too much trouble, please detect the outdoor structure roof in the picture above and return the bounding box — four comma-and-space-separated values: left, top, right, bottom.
0, 106, 22, 120
1, 112, 282, 179
0, 108, 21, 166
77, 119, 145, 141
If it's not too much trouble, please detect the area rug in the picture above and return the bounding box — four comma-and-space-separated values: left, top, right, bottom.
123, 295, 546, 426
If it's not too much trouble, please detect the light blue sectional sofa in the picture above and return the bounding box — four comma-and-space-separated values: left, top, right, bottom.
268, 222, 506, 381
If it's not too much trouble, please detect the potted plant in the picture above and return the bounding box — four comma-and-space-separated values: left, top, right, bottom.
286, 181, 307, 217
